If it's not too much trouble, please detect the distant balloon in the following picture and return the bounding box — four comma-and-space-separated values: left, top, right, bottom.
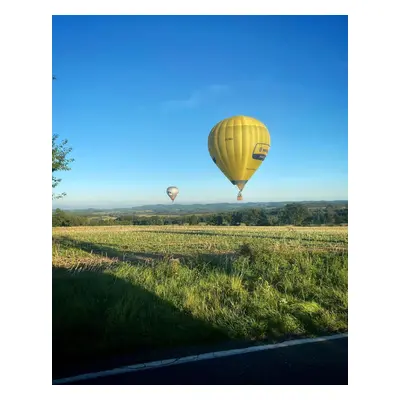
208, 115, 271, 201
166, 186, 179, 203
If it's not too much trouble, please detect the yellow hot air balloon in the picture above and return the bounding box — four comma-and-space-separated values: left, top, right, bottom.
208, 115, 271, 201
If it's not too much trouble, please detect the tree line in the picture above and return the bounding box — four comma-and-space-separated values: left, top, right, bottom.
53, 203, 348, 227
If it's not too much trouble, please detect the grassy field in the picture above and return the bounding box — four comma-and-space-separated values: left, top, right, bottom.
52, 225, 348, 377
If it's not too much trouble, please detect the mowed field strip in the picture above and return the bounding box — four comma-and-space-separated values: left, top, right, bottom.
52, 225, 348, 378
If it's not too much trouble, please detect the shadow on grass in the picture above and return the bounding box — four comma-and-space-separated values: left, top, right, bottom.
53, 236, 236, 268
52, 267, 228, 380
53, 266, 338, 382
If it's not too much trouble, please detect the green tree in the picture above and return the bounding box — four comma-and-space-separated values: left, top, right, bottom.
215, 215, 224, 226
280, 203, 311, 226
231, 211, 243, 225
313, 209, 325, 225
52, 133, 74, 199
188, 215, 199, 225
52, 208, 70, 226
52, 208, 87, 227
324, 205, 336, 225
267, 215, 279, 226
52, 77, 74, 199
246, 208, 261, 226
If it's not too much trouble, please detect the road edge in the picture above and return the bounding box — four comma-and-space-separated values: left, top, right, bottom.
53, 332, 348, 385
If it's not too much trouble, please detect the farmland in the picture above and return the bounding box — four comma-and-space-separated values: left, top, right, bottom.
52, 225, 348, 377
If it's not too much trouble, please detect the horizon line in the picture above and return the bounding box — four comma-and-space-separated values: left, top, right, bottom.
52, 199, 348, 211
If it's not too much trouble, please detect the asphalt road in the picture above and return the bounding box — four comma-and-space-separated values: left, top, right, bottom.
62, 337, 347, 385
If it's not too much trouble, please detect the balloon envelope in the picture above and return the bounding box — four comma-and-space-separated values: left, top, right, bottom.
208, 115, 271, 197
166, 186, 179, 202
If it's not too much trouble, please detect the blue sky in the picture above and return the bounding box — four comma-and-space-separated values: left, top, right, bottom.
52, 15, 348, 209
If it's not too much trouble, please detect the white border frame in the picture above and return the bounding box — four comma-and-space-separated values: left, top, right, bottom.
2, 0, 399, 398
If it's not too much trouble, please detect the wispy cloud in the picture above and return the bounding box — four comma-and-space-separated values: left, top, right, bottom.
161, 84, 230, 112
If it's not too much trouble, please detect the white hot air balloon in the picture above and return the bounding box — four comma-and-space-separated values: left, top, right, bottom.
166, 186, 179, 203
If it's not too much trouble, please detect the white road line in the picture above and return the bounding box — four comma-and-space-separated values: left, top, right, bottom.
52, 332, 348, 385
